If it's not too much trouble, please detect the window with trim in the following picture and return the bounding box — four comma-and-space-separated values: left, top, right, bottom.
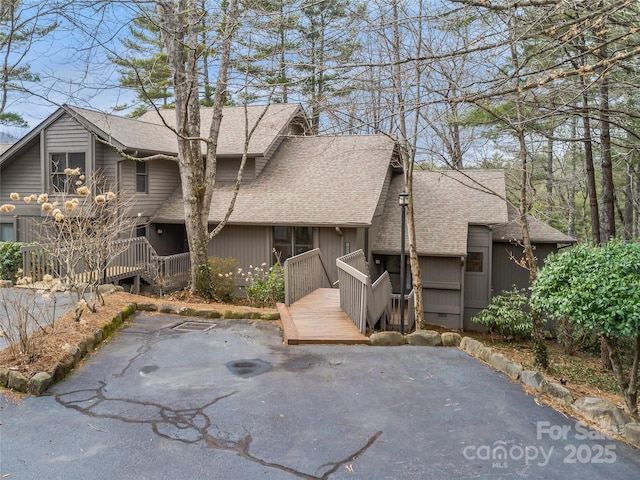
50, 152, 86, 192
0, 223, 14, 242
135, 161, 148, 193
273, 226, 313, 262
466, 251, 484, 272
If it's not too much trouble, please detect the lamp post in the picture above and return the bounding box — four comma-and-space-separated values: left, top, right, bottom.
398, 191, 408, 335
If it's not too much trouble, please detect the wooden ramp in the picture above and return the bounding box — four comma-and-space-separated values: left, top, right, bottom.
277, 288, 370, 345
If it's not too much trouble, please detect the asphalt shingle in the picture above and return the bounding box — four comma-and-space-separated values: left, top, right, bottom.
373, 170, 509, 256
152, 135, 396, 226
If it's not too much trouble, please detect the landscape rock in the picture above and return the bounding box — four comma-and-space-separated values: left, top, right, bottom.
489, 353, 523, 380
441, 332, 462, 347
7, 370, 28, 392
406, 330, 442, 346
159, 303, 184, 315
623, 423, 640, 448
97, 284, 117, 295
136, 303, 158, 312
540, 379, 574, 406
0, 367, 9, 386
520, 371, 544, 391
477, 346, 493, 363
0, 280, 13, 288
27, 372, 52, 396
370, 331, 404, 346
460, 337, 483, 355
572, 397, 630, 435
78, 335, 94, 355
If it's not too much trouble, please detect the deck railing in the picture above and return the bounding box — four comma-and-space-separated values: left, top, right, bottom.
21, 237, 191, 293
336, 250, 392, 334
283, 248, 333, 306
157, 251, 191, 294
389, 288, 416, 332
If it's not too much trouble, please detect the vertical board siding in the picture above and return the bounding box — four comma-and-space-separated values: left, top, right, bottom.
317, 227, 348, 283
207, 225, 271, 274
420, 255, 463, 330
464, 226, 492, 328
491, 242, 556, 296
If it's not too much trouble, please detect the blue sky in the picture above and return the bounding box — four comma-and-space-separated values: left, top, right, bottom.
2, 2, 138, 139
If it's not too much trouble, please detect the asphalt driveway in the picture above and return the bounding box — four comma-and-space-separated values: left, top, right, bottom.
1, 312, 639, 479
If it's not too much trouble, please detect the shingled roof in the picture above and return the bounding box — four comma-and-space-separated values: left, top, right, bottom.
138, 104, 307, 157
373, 170, 509, 256
1, 104, 308, 164
152, 134, 397, 226
492, 204, 576, 244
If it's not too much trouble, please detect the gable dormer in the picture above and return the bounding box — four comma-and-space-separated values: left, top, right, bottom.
44, 112, 94, 194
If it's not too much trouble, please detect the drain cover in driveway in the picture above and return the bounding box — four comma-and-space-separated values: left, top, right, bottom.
172, 321, 217, 332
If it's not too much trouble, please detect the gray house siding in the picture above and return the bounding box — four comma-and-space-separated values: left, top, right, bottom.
0, 142, 42, 216
464, 225, 493, 329
317, 226, 359, 283
216, 158, 256, 182
207, 225, 272, 275
0, 142, 44, 242
119, 158, 181, 217
45, 114, 91, 152
491, 241, 558, 296
44, 114, 93, 185
94, 142, 118, 188
422, 255, 464, 330
148, 223, 187, 256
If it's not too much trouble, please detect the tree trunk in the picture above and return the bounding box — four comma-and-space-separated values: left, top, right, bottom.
510, 36, 548, 369
390, 0, 424, 330
158, 0, 238, 297
581, 87, 601, 244
604, 335, 639, 419
545, 126, 554, 222
599, 60, 616, 242
624, 162, 634, 241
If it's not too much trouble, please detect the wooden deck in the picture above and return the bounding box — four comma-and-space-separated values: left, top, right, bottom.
277, 288, 370, 345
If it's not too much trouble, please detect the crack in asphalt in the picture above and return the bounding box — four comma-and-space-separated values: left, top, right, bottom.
54, 383, 382, 479
52, 315, 383, 478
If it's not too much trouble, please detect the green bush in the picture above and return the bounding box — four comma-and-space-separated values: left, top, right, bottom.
242, 262, 284, 307
530, 239, 640, 417
471, 286, 532, 341
554, 316, 600, 355
207, 257, 238, 303
0, 242, 24, 280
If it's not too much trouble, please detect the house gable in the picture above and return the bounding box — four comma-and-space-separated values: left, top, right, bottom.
152, 134, 398, 227
372, 170, 509, 256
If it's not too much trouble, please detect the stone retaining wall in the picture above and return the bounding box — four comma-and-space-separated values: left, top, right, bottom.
459, 336, 640, 449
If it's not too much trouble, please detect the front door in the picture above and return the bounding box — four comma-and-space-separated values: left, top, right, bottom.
464, 227, 492, 328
